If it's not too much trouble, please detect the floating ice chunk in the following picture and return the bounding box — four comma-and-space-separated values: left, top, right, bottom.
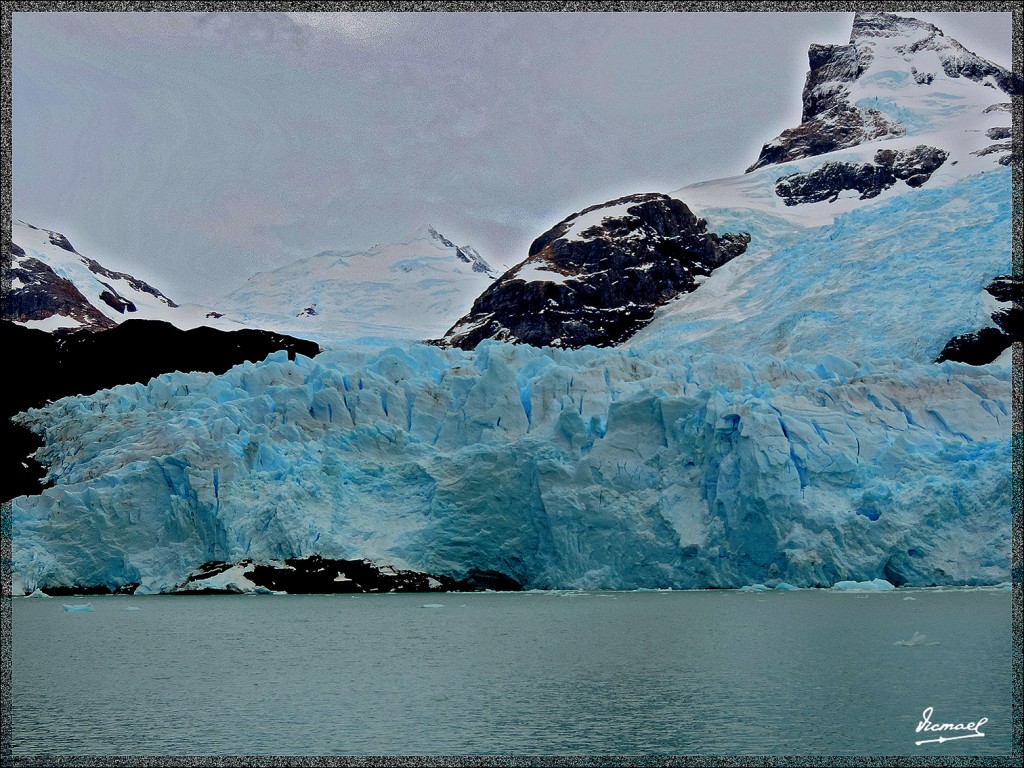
27, 588, 51, 598
895, 631, 940, 646
125, 606, 142, 611
774, 582, 799, 591
903, 596, 916, 601
62, 603, 94, 612
832, 579, 896, 592
739, 584, 770, 592
421, 603, 445, 608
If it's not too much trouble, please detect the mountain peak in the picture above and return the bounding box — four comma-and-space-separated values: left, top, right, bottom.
746, 12, 1019, 172
397, 224, 496, 275
399, 223, 455, 248
849, 12, 942, 43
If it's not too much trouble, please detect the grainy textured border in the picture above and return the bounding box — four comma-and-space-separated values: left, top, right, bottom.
0, 1, 1020, 765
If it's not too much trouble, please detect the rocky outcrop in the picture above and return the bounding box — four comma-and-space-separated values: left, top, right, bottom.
972, 140, 1016, 167
748, 13, 1021, 172
3, 319, 321, 503
936, 274, 1021, 365
82, 254, 178, 308
175, 556, 523, 595
749, 39, 902, 171
775, 145, 948, 205
441, 193, 749, 350
4, 247, 116, 330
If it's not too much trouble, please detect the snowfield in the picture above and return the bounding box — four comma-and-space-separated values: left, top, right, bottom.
216, 225, 498, 346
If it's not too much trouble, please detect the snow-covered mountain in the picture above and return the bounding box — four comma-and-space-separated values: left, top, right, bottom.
5, 220, 241, 332
9, 13, 1017, 594
444, 12, 1016, 352
626, 12, 1018, 364
217, 225, 499, 345
748, 11, 1018, 170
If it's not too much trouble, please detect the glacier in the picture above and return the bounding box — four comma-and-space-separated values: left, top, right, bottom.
10, 10, 1015, 594
13, 337, 1009, 594
635, 167, 1013, 362
12, 167, 1012, 593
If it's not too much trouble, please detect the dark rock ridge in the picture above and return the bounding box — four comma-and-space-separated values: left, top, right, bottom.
427, 225, 495, 275
82, 254, 178, 308
6, 223, 178, 330
440, 193, 749, 350
775, 145, 948, 205
972, 140, 1016, 167
29, 583, 140, 597
174, 556, 523, 595
747, 13, 1021, 172
3, 319, 321, 504
936, 275, 1021, 365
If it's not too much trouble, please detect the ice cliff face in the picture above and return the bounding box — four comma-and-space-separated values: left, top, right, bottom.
12, 336, 1010, 594
2, 319, 319, 504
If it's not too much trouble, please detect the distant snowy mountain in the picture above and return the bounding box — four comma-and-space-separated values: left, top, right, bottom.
5, 220, 239, 332
217, 225, 499, 344
445, 11, 1016, 354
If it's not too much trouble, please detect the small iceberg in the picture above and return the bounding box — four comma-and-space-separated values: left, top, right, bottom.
832, 579, 895, 592
895, 631, 940, 647
420, 603, 445, 608
903, 596, 916, 601
774, 582, 799, 591
63, 603, 94, 613
125, 606, 142, 611
739, 584, 770, 592
27, 588, 52, 599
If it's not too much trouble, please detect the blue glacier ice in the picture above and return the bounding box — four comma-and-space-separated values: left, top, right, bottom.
11, 171, 1012, 593
631, 169, 1013, 362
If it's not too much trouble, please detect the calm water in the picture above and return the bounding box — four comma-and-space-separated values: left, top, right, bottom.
11, 589, 1012, 756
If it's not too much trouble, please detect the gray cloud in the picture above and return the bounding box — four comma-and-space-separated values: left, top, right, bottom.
12, 11, 1011, 303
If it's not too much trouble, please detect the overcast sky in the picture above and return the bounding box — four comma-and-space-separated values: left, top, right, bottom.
12, 11, 1012, 304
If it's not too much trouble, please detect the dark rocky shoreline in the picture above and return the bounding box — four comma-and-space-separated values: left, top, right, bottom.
24, 555, 523, 596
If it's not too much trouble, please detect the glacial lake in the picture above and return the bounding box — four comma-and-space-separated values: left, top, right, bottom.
11, 588, 1012, 756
